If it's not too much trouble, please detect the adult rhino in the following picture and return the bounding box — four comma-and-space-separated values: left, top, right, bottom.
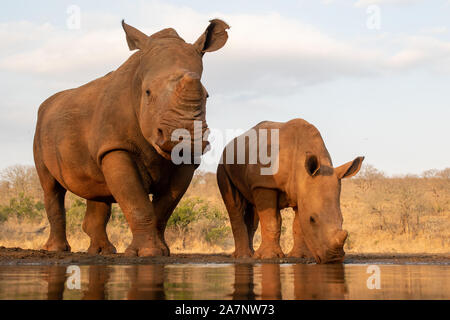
217, 119, 364, 263
34, 19, 229, 257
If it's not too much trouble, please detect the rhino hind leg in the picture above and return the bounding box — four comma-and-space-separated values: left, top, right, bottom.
217, 165, 253, 258
82, 200, 116, 255
244, 205, 259, 253
37, 165, 71, 252
252, 188, 284, 259
288, 209, 313, 258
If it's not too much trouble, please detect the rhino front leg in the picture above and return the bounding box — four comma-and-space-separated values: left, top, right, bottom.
82, 200, 116, 255
253, 188, 284, 259
152, 164, 197, 256
288, 208, 313, 258
101, 151, 166, 257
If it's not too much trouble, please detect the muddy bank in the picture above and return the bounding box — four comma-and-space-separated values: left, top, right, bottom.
0, 246, 448, 266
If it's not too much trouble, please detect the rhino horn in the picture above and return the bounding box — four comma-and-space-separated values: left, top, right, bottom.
333, 230, 348, 248
176, 72, 203, 103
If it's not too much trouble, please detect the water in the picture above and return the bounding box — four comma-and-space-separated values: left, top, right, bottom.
0, 264, 448, 300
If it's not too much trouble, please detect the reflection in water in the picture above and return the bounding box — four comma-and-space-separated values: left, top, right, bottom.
261, 264, 282, 300
45, 266, 66, 300
83, 266, 110, 300
293, 264, 347, 299
126, 265, 165, 300
0, 263, 448, 300
232, 264, 255, 300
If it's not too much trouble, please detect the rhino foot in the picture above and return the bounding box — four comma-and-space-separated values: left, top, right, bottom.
43, 238, 71, 252
124, 236, 169, 257
287, 248, 313, 258
232, 249, 254, 259
87, 240, 117, 255
253, 245, 285, 259
124, 246, 166, 257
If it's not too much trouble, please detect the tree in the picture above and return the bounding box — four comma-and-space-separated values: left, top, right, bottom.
0, 165, 43, 201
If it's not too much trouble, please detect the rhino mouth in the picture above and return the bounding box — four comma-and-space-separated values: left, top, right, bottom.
321, 248, 346, 264
323, 254, 345, 264
152, 138, 210, 162
308, 243, 345, 264
313, 253, 345, 264
152, 142, 172, 161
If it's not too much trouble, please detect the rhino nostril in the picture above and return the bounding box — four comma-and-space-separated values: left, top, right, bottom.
156, 128, 167, 146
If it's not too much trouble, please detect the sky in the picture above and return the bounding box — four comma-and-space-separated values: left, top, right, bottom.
0, 0, 449, 176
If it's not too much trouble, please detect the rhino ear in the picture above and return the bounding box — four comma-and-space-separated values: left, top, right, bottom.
194, 19, 230, 56
122, 20, 149, 51
335, 157, 365, 179
305, 153, 321, 177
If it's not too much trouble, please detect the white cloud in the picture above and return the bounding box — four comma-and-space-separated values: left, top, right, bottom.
0, 5, 381, 97
0, 1, 449, 98
354, 0, 422, 7
385, 35, 450, 70
320, 0, 422, 6
0, 19, 130, 81
0, 1, 449, 174
419, 26, 447, 35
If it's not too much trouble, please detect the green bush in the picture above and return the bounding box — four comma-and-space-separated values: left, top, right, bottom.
66, 198, 86, 231
167, 198, 203, 232
166, 198, 232, 246
201, 203, 231, 245
111, 204, 127, 226
205, 225, 231, 245
0, 210, 7, 223
0, 192, 44, 221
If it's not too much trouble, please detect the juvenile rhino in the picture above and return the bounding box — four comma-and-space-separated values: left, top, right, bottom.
217, 119, 364, 263
34, 19, 229, 256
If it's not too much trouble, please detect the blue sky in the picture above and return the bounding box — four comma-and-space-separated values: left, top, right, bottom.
0, 0, 449, 175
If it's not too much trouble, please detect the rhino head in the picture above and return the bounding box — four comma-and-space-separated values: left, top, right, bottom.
298, 154, 364, 263
122, 19, 229, 161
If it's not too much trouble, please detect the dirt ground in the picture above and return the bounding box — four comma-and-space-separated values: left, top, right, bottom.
0, 246, 448, 265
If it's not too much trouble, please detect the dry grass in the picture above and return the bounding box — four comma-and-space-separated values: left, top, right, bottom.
0, 165, 448, 254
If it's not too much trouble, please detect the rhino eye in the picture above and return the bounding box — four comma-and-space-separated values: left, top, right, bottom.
145, 89, 151, 96
310, 216, 316, 224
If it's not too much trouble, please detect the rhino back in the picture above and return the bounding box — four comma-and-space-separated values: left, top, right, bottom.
33, 54, 147, 198
221, 119, 332, 204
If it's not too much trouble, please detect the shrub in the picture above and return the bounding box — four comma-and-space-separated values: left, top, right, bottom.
0, 192, 44, 221
205, 225, 231, 245
202, 205, 231, 245
167, 198, 203, 232
167, 198, 232, 247
66, 198, 86, 232
111, 204, 127, 225
0, 210, 7, 223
